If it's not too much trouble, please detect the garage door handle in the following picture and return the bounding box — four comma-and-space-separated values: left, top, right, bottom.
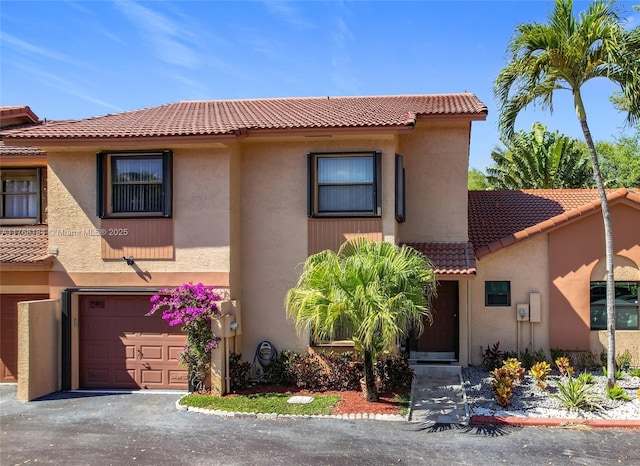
143, 363, 151, 369
137, 349, 143, 359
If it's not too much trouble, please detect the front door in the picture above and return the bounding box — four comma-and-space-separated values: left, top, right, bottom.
415, 281, 459, 356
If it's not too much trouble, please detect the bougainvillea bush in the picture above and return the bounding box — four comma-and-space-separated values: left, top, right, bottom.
147, 282, 222, 391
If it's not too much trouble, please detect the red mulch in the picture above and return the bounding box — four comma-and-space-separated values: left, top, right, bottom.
224, 384, 408, 415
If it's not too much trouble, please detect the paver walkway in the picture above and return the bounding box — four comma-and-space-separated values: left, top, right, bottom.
408, 365, 468, 426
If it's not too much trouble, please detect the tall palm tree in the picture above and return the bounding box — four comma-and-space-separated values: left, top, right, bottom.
286, 238, 437, 401
487, 122, 594, 189
495, 0, 640, 387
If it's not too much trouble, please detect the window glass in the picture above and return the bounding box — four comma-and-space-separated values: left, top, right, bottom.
112, 157, 163, 213
1, 169, 38, 220
590, 281, 639, 330
309, 152, 380, 216
485, 281, 511, 306
317, 157, 373, 183
97, 151, 172, 218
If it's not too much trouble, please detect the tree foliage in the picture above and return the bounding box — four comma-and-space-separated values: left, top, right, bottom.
286, 238, 436, 401
494, 0, 640, 388
468, 168, 489, 190
487, 122, 594, 189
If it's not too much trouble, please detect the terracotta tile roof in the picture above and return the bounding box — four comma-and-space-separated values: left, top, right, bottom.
0, 226, 52, 263
2, 94, 487, 142
469, 188, 640, 258
0, 141, 45, 157
0, 106, 39, 129
404, 242, 477, 275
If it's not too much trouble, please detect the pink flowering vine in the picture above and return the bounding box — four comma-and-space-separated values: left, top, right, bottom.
147, 282, 222, 391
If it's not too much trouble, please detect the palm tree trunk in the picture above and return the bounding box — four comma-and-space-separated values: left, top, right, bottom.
363, 349, 379, 402
578, 115, 616, 389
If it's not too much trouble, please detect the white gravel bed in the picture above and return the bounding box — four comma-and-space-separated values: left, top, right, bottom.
462, 366, 640, 420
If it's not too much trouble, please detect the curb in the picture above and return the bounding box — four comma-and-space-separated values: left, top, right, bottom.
470, 414, 640, 429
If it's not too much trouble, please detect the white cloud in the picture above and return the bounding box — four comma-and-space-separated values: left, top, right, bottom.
1, 32, 82, 67
112, 1, 201, 68
262, 1, 314, 30
13, 62, 124, 113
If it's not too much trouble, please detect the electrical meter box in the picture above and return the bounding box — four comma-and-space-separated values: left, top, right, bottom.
517, 303, 530, 321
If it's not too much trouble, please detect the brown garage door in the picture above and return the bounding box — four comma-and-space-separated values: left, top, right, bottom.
79, 295, 187, 390
1, 294, 49, 383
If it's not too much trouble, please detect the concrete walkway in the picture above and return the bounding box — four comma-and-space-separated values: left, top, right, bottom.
408, 365, 469, 426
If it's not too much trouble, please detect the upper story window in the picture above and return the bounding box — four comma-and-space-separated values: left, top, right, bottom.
97, 150, 172, 218
308, 151, 381, 217
590, 281, 639, 330
0, 168, 44, 225
485, 281, 511, 307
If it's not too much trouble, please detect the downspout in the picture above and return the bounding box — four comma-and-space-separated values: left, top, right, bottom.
467, 280, 472, 366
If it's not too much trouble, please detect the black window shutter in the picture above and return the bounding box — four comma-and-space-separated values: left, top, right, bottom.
162, 150, 173, 217
96, 152, 106, 218
374, 151, 382, 216
307, 153, 314, 217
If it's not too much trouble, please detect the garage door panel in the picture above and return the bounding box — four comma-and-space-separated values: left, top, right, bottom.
79, 295, 187, 390
169, 370, 189, 386
141, 369, 163, 384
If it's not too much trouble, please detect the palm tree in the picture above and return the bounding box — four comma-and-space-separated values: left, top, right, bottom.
286, 238, 437, 401
495, 0, 640, 387
487, 122, 594, 189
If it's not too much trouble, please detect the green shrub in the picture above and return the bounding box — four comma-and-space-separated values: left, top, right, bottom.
229, 352, 252, 391
616, 349, 633, 372
550, 348, 567, 363
577, 372, 594, 384
629, 368, 640, 378
606, 383, 632, 401
602, 366, 624, 380
551, 377, 603, 412
376, 356, 415, 391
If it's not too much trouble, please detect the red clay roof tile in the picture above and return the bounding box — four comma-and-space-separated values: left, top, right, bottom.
469, 189, 639, 258
2, 94, 487, 141
0, 141, 45, 157
0, 226, 51, 263
404, 242, 477, 275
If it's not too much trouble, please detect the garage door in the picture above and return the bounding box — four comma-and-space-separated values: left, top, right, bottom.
1, 294, 49, 383
79, 295, 187, 390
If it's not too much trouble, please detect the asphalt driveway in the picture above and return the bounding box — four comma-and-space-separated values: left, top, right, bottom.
2, 384, 639, 465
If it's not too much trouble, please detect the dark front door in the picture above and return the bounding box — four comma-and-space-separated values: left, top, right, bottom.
416, 281, 459, 355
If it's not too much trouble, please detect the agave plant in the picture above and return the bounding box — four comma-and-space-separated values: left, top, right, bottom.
551, 376, 603, 412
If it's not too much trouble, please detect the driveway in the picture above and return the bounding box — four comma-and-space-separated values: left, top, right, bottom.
1, 385, 639, 465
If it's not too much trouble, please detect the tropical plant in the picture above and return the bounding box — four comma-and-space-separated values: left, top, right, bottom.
286, 237, 436, 401
495, 0, 640, 388
487, 123, 593, 189
577, 371, 595, 384
482, 341, 504, 371
491, 367, 515, 407
147, 282, 222, 391
501, 358, 525, 382
530, 361, 552, 389
551, 376, 603, 412
555, 356, 575, 377
606, 383, 632, 401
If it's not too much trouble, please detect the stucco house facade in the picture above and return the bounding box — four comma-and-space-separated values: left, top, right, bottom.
0, 106, 52, 384
2, 97, 638, 399
468, 189, 640, 365
1, 95, 487, 395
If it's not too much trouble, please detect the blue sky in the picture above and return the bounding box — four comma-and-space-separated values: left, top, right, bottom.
2, 0, 639, 171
